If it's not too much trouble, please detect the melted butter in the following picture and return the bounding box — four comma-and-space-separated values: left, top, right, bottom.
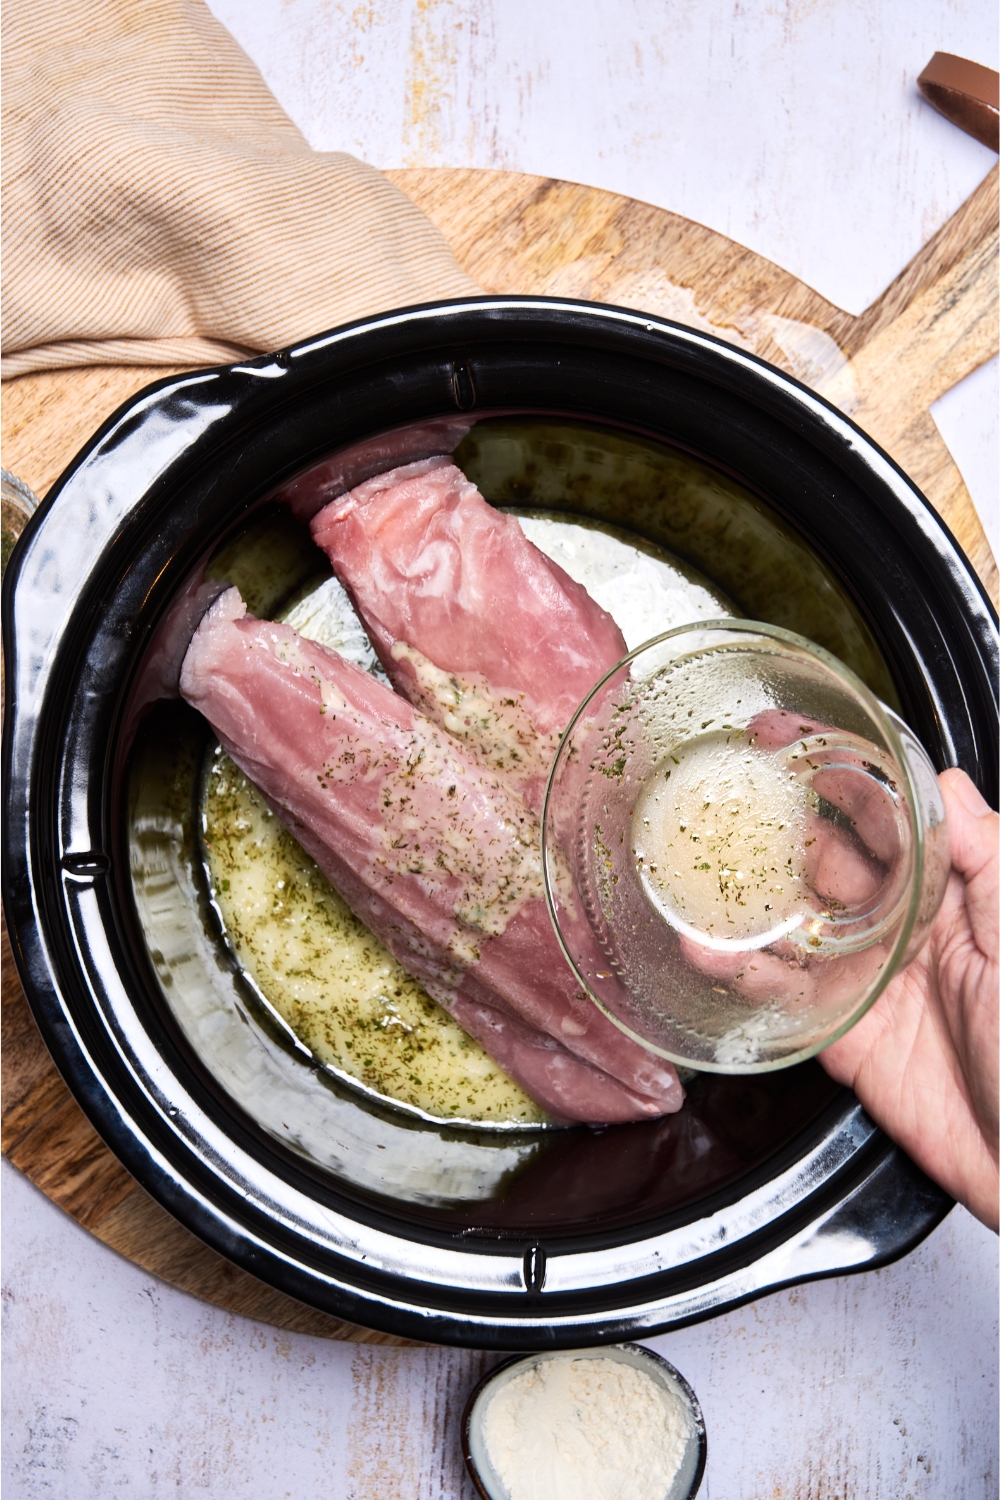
202, 749, 546, 1124
634, 730, 816, 950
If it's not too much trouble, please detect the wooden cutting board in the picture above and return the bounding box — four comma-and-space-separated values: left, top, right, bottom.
3, 165, 997, 1348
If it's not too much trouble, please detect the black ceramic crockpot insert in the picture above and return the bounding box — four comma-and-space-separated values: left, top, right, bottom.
4, 299, 997, 1347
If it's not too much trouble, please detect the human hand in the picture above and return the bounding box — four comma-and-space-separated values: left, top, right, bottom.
674, 711, 998, 1229
821, 768, 998, 1231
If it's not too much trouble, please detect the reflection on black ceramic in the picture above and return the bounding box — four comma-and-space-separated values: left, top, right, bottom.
458, 418, 899, 707
3, 299, 996, 1346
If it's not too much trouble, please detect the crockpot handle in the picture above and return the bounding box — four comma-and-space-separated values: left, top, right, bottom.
740, 1141, 952, 1298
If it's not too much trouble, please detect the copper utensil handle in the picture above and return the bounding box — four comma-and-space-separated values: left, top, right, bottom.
918, 52, 999, 151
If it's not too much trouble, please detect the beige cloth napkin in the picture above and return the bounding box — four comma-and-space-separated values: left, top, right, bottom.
2, 0, 481, 379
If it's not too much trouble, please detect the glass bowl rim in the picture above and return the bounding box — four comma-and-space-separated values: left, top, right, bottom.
540, 616, 926, 1073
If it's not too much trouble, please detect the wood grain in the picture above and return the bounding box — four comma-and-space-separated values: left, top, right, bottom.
2, 166, 996, 1345
385, 163, 998, 597
1, 918, 412, 1345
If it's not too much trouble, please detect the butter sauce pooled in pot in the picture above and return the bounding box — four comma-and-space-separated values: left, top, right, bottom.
203, 749, 547, 1124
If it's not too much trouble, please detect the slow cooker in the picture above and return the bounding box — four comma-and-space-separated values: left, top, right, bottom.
3, 298, 996, 1346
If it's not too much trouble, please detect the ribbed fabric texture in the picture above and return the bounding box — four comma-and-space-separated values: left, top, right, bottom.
2, 0, 481, 378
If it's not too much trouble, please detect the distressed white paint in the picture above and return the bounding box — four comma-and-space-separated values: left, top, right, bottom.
3, 1159, 997, 1498
205, 0, 997, 316
648, 1222, 1000, 1498
932, 355, 1000, 561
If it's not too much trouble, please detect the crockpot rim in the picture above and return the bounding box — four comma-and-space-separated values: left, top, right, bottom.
16, 293, 1000, 630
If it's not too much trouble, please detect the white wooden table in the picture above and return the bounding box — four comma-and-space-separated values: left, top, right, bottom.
3, 3, 997, 1495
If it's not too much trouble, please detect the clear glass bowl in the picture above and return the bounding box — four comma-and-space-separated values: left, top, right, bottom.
542, 621, 950, 1073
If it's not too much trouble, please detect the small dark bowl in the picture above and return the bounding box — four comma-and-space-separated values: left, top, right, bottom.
3, 298, 996, 1346
462, 1344, 707, 1499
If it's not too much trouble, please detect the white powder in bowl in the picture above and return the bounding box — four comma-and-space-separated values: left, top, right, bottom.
481, 1354, 693, 1500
